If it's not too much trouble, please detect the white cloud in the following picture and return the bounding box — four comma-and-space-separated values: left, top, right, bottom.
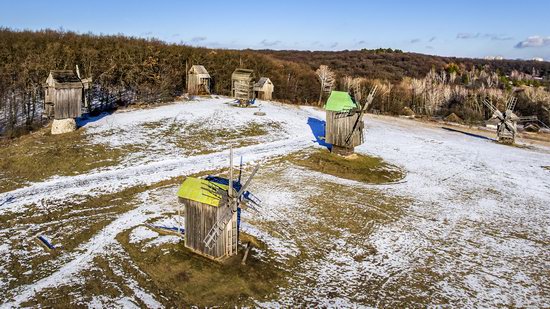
410, 38, 421, 44
457, 33, 480, 39
515, 36, 550, 48
486, 34, 513, 41
260, 39, 281, 47
190, 36, 207, 42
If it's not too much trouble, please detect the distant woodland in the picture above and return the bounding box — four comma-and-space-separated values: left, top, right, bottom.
1, 28, 550, 137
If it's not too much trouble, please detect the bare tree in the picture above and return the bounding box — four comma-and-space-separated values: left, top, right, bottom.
342, 75, 353, 92
316, 65, 335, 104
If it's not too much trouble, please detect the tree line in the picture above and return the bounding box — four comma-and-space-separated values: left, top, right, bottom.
1, 28, 549, 137
0, 28, 319, 136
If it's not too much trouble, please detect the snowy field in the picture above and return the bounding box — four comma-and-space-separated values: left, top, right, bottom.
0, 97, 549, 307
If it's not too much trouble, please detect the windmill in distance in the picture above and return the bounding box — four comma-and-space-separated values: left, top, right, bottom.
324, 85, 377, 155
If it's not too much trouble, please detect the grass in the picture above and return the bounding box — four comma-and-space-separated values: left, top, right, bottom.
115, 228, 283, 307
289, 149, 405, 184
0, 128, 126, 193
138, 120, 282, 156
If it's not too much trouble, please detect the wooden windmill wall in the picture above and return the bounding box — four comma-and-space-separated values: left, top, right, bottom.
324, 91, 364, 155
325, 111, 364, 151
183, 198, 238, 259
178, 177, 238, 260
44, 70, 84, 119
231, 69, 255, 100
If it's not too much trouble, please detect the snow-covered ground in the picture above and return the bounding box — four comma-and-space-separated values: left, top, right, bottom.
0, 97, 549, 307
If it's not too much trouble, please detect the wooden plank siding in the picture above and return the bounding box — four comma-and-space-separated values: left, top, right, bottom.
325, 111, 364, 149
53, 88, 82, 119
182, 199, 238, 260
187, 66, 211, 95
187, 76, 210, 95
231, 69, 255, 100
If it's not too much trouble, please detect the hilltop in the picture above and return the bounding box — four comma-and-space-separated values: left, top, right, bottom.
1, 28, 549, 137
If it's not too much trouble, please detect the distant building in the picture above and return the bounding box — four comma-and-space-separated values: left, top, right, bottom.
532, 57, 544, 62
231, 69, 255, 100
484, 56, 504, 61
44, 70, 91, 119
253, 77, 274, 100
187, 65, 211, 95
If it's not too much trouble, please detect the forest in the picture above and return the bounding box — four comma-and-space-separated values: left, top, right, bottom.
1, 28, 549, 137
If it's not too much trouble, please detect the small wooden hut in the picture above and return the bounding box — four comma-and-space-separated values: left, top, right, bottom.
44, 70, 85, 119
231, 69, 255, 101
187, 65, 211, 95
177, 177, 238, 260
324, 91, 364, 155
253, 77, 274, 100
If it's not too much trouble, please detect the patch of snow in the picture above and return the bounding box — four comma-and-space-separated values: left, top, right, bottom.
144, 235, 182, 248
129, 226, 159, 244
0, 99, 320, 216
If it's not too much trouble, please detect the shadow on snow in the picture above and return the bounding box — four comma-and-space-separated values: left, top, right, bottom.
307, 117, 331, 150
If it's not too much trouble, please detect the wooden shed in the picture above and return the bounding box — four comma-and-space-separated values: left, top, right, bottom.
44, 70, 86, 119
253, 77, 274, 100
324, 91, 364, 155
187, 65, 211, 95
231, 69, 255, 100
177, 177, 238, 260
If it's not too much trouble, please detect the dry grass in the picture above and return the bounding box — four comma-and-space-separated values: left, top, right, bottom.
0, 128, 126, 193
289, 149, 405, 184
116, 229, 283, 307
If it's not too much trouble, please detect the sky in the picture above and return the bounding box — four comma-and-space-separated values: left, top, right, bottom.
1, 0, 549, 60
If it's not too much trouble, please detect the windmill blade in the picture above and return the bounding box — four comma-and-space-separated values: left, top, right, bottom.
344, 85, 377, 145
362, 85, 378, 112
203, 205, 234, 249
483, 99, 504, 120
228, 147, 234, 198
482, 98, 497, 114
238, 156, 243, 184
518, 115, 538, 122
506, 96, 517, 112
237, 164, 261, 199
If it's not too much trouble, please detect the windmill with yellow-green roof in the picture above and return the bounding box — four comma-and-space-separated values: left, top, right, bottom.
324, 87, 377, 155
177, 148, 260, 260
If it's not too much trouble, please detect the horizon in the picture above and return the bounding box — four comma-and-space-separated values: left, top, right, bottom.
1, 0, 550, 61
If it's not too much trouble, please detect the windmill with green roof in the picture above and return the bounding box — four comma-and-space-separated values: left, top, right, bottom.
324, 87, 377, 155
177, 148, 260, 260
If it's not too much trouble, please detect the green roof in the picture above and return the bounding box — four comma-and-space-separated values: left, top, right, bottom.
324, 91, 357, 112
177, 177, 228, 207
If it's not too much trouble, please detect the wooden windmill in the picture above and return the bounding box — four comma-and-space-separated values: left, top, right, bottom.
177, 148, 260, 260
324, 86, 377, 155
483, 96, 521, 144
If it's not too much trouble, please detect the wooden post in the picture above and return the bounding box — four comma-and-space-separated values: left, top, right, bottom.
241, 242, 251, 265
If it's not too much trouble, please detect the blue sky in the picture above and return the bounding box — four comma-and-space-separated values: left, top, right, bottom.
1, 0, 549, 60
